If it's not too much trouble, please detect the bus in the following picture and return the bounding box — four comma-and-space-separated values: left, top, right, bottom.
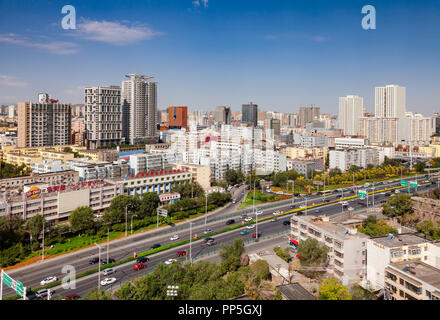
319, 190, 333, 197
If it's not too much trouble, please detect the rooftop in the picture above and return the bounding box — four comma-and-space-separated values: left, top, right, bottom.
390, 260, 440, 289
372, 233, 428, 248
276, 283, 315, 300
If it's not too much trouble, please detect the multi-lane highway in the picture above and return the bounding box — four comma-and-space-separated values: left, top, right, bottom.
4, 174, 438, 299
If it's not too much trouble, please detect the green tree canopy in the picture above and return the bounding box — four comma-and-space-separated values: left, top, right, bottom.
219, 238, 246, 273
225, 169, 244, 186
25, 214, 45, 240
414, 161, 426, 173
358, 215, 398, 237
382, 194, 413, 218
173, 181, 205, 199
138, 192, 160, 218
84, 288, 113, 300
69, 206, 95, 233
296, 238, 328, 267
318, 278, 352, 300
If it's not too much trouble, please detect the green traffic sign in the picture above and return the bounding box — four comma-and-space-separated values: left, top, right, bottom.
358, 190, 367, 199
410, 181, 418, 188
3, 273, 12, 288
401, 180, 408, 187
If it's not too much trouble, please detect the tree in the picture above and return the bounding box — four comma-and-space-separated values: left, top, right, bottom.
174, 182, 205, 199
414, 161, 426, 173
219, 238, 245, 273
350, 285, 377, 300
25, 214, 45, 240
296, 238, 328, 267
84, 288, 113, 300
138, 192, 160, 218
432, 188, 440, 200
382, 194, 413, 218
249, 259, 271, 285
318, 279, 352, 300
225, 169, 244, 186
329, 168, 342, 177
358, 215, 398, 237
105, 195, 141, 224
69, 206, 95, 233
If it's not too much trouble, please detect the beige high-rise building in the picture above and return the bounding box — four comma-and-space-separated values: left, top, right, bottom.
18, 99, 71, 148
298, 105, 320, 127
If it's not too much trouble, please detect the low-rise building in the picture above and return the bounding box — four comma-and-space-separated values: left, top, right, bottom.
384, 260, 440, 300
286, 158, 324, 178
364, 233, 430, 292
290, 215, 368, 285
106, 168, 192, 196
0, 180, 123, 222
174, 163, 211, 190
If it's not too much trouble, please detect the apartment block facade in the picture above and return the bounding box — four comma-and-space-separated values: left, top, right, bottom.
18, 101, 71, 148
84, 86, 122, 149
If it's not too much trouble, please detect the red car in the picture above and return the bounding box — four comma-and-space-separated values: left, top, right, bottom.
252, 233, 262, 238
133, 263, 146, 271
177, 250, 187, 257
64, 294, 80, 300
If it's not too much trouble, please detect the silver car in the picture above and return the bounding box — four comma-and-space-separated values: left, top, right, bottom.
103, 268, 115, 276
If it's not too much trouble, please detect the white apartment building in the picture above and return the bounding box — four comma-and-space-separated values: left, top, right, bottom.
364, 234, 440, 300
84, 86, 122, 149
31, 159, 66, 174
338, 95, 364, 136
290, 215, 368, 285
122, 74, 157, 144
405, 112, 435, 145
329, 148, 379, 172
335, 137, 369, 150
359, 117, 399, 145
294, 134, 328, 147
375, 85, 407, 141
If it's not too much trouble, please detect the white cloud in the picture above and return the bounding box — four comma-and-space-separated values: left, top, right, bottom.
192, 0, 207, 8
0, 75, 29, 87
75, 19, 162, 45
0, 33, 80, 54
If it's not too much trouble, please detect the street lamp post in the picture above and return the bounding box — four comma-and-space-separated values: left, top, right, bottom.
107, 228, 110, 263
205, 193, 208, 226
125, 205, 128, 237
94, 243, 102, 290
166, 285, 179, 300
42, 221, 45, 261
189, 222, 193, 265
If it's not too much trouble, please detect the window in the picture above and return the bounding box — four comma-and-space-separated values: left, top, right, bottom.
399, 290, 404, 297
399, 279, 404, 285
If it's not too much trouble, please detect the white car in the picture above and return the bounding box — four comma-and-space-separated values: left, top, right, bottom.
203, 228, 212, 234
244, 217, 253, 222
255, 211, 263, 215
103, 268, 115, 276
273, 210, 280, 215
40, 276, 57, 286
170, 235, 180, 241
164, 258, 178, 265
395, 190, 400, 194
94, 214, 103, 219
246, 224, 255, 229
101, 277, 117, 286
348, 207, 354, 211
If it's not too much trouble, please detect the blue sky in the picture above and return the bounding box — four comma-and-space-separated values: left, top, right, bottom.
0, 0, 439, 115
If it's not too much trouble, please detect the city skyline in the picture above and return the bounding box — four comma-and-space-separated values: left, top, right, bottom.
0, 0, 440, 115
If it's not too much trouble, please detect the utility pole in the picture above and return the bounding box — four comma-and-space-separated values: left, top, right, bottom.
131, 214, 137, 234
107, 228, 109, 263
42, 221, 45, 261
189, 222, 193, 265
125, 205, 128, 237
205, 193, 208, 226
94, 243, 102, 290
